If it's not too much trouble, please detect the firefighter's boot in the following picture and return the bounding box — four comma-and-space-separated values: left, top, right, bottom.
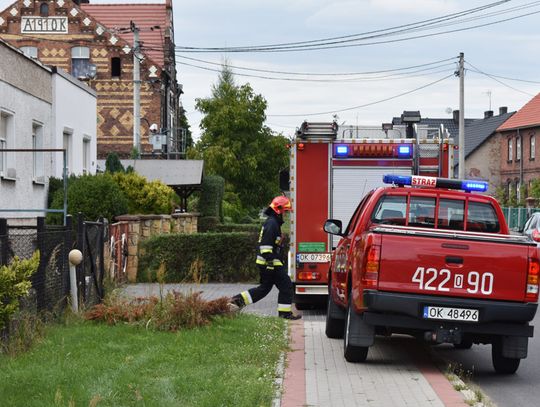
279, 311, 302, 320
228, 295, 245, 312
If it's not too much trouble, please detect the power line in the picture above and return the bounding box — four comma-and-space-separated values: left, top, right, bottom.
267, 74, 454, 117
172, 54, 457, 77
465, 65, 540, 84
465, 61, 536, 96
175, 0, 510, 52
175, 59, 454, 82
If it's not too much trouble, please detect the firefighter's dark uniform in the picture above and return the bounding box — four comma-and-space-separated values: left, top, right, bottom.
231, 207, 297, 317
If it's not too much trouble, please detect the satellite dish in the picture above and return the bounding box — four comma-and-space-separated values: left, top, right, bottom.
445, 107, 453, 114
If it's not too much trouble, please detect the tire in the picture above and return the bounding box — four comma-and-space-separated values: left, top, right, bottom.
492, 341, 520, 374
453, 337, 473, 350
343, 300, 369, 362
325, 291, 344, 339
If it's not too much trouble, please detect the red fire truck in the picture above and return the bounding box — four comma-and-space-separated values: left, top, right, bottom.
284, 121, 455, 308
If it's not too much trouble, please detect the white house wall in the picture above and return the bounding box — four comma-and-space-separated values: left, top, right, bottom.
52, 69, 97, 178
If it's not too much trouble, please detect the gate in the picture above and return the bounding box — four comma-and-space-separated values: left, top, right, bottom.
76, 214, 106, 308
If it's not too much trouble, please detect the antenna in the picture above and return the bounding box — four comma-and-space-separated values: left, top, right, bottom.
483, 90, 492, 111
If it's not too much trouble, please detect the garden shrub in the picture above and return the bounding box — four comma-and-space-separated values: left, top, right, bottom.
47, 177, 64, 208
0, 251, 40, 332
138, 232, 258, 283
216, 223, 260, 234
49, 174, 128, 223
199, 175, 224, 218
104, 152, 125, 173
112, 172, 178, 215
198, 216, 220, 233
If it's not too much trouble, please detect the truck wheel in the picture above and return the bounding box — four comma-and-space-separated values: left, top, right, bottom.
343, 300, 369, 363
325, 291, 344, 339
492, 341, 520, 374
454, 337, 473, 350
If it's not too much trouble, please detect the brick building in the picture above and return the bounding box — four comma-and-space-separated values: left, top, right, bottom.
497, 93, 540, 202
0, 0, 181, 158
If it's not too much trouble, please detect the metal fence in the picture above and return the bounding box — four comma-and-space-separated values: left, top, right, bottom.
501, 207, 540, 231
0, 214, 106, 313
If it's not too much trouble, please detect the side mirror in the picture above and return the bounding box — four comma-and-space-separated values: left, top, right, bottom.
324, 219, 343, 236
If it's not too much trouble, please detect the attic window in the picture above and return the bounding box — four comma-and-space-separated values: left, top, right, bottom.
40, 3, 49, 16
111, 57, 121, 78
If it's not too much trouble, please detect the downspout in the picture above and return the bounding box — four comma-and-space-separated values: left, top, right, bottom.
519, 128, 523, 201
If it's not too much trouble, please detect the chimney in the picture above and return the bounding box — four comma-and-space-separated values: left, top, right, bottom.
452, 110, 460, 124
499, 106, 508, 115
484, 110, 494, 119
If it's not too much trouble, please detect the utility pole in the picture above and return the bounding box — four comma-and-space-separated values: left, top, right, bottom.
131, 21, 141, 156
458, 52, 465, 179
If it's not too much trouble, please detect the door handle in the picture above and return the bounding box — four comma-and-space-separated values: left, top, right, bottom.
445, 256, 463, 265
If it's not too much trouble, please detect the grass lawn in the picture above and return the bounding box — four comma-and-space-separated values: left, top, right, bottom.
0, 314, 287, 407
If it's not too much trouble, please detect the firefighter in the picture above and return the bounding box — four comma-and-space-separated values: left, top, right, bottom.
229, 196, 301, 320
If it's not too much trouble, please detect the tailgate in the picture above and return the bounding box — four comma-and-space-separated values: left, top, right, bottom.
376, 229, 532, 302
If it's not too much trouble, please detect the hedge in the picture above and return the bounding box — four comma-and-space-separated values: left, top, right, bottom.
216, 224, 261, 234
138, 232, 259, 283
199, 175, 224, 218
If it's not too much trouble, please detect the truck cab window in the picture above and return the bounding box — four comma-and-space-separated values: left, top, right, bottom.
467, 202, 500, 233
409, 196, 436, 228
371, 195, 407, 226
438, 199, 465, 230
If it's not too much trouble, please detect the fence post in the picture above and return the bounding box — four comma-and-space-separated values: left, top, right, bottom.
64, 215, 73, 305
0, 218, 7, 266
98, 217, 105, 298
76, 213, 86, 303
35, 217, 46, 310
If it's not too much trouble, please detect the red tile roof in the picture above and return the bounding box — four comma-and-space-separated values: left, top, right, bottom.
497, 92, 540, 131
81, 3, 170, 67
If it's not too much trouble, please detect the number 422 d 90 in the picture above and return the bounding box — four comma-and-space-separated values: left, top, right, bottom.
411, 266, 494, 295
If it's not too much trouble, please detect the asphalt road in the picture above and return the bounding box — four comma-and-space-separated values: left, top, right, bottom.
430, 311, 540, 407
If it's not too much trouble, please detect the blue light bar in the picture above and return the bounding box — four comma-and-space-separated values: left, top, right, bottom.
461, 181, 488, 192
383, 174, 488, 192
383, 175, 412, 186
336, 145, 349, 156
397, 145, 412, 158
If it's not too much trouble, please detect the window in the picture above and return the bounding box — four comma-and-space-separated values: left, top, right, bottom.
63, 131, 72, 175
71, 47, 90, 79
371, 195, 407, 226
508, 138, 513, 162
0, 110, 14, 177
111, 57, 121, 78
344, 192, 372, 235
83, 137, 90, 174
467, 202, 500, 233
531, 135, 536, 160
32, 122, 44, 181
408, 196, 436, 228
438, 199, 465, 230
516, 137, 521, 161
20, 46, 38, 59
40, 3, 49, 16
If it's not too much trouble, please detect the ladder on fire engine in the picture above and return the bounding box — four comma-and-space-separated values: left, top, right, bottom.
297, 121, 338, 140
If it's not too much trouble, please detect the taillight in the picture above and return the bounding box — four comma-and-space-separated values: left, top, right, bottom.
297, 271, 320, 281
362, 245, 380, 289
526, 257, 539, 302
532, 229, 540, 242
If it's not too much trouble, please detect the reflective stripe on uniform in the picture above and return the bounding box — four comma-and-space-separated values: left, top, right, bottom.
272, 259, 283, 266
278, 304, 292, 312
256, 255, 267, 265
241, 291, 253, 305
259, 245, 273, 254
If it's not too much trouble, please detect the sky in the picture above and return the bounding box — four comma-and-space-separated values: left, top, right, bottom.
2, 0, 539, 141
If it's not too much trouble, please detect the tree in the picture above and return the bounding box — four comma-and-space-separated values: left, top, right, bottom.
194, 65, 289, 217
178, 106, 193, 151
105, 152, 125, 173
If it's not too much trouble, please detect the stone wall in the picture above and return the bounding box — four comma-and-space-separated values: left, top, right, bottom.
111, 213, 199, 282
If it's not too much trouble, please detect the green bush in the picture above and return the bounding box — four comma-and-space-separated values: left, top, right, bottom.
216, 223, 260, 234
198, 216, 220, 233
47, 177, 64, 208
199, 175, 224, 218
49, 174, 128, 223
138, 232, 259, 283
104, 152, 125, 173
113, 172, 178, 215
0, 252, 40, 332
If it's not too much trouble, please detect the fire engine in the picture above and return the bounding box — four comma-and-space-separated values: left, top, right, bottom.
283, 121, 455, 308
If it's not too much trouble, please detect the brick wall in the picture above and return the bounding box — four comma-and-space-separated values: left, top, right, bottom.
111, 213, 199, 282
0, 0, 169, 158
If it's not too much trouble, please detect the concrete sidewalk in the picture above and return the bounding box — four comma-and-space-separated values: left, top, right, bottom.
123, 284, 467, 407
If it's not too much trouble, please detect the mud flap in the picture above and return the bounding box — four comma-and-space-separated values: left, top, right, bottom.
348, 310, 375, 347
501, 336, 528, 359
